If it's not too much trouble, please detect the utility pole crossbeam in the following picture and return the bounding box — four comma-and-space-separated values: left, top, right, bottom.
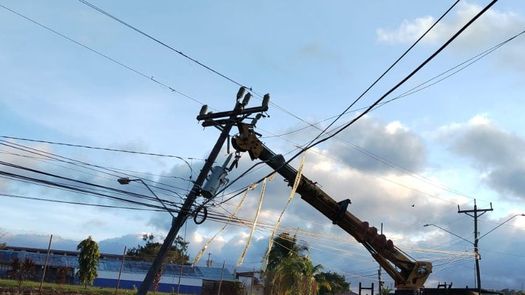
458, 199, 493, 295
135, 87, 269, 295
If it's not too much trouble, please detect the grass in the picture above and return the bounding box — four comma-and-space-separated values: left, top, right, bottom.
0, 278, 176, 294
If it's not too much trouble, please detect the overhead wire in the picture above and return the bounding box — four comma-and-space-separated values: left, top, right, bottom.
0, 135, 197, 176
0, 171, 171, 209
1, 185, 473, 267
0, 140, 191, 197
1, 0, 481, 207
221, 0, 499, 208
3, 0, 510, 205
371, 29, 525, 112
77, 0, 246, 89
303, 0, 461, 148
0, 149, 190, 202
294, 0, 499, 162
1, 1, 508, 274
0, 160, 184, 208
255, 28, 525, 200
0, 3, 206, 106
0, 193, 161, 212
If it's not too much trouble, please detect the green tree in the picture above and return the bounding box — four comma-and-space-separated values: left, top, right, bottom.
381, 286, 393, 295
77, 236, 100, 287
9, 258, 36, 291
315, 271, 350, 295
265, 232, 322, 295
266, 232, 307, 272
0, 230, 6, 249
126, 234, 189, 264
271, 255, 322, 295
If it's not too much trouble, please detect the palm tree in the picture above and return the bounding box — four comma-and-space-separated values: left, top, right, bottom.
271, 255, 323, 295
265, 232, 323, 295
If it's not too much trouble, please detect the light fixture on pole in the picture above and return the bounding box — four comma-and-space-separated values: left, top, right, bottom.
423, 213, 525, 294
423, 223, 473, 245
117, 177, 175, 218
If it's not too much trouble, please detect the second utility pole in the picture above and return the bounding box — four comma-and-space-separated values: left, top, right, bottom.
136, 87, 269, 295
458, 199, 493, 295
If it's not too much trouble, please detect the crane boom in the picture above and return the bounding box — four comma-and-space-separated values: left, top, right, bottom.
231, 123, 432, 292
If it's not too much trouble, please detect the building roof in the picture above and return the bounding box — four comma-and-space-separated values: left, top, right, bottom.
0, 247, 235, 281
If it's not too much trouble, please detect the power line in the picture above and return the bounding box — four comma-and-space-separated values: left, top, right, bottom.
255, 28, 525, 201
306, 0, 461, 147
1, 187, 474, 264
0, 140, 192, 197
1, 135, 197, 185
214, 0, 499, 209
1, 0, 475, 202
262, 125, 471, 200
1, 135, 199, 166
73, 0, 358, 143
215, 0, 472, 201
0, 160, 183, 207
263, 28, 525, 141
372, 29, 525, 112
0, 193, 161, 212
0, 171, 169, 209
293, 0, 499, 170
0, 3, 206, 106
77, 0, 246, 89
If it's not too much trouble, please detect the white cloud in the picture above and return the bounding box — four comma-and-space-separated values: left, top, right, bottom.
376, 2, 525, 71
377, 2, 524, 46
439, 114, 525, 201
468, 113, 491, 126
377, 16, 436, 44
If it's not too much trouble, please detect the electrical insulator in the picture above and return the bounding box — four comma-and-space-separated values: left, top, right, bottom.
262, 93, 270, 109
199, 105, 208, 116
236, 87, 246, 100
242, 93, 252, 106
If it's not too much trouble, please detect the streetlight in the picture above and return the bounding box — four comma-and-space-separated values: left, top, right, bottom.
423, 223, 473, 245
117, 177, 175, 218
424, 214, 524, 293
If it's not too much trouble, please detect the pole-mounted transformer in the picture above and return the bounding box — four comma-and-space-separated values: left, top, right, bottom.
201, 153, 233, 199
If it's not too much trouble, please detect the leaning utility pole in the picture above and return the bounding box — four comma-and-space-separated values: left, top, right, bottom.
458, 199, 493, 295
378, 223, 383, 295
136, 87, 269, 295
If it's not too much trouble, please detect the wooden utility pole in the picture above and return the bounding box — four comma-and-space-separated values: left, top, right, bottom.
378, 223, 383, 295
136, 87, 269, 295
39, 234, 53, 294
114, 246, 126, 295
217, 261, 225, 295
458, 199, 493, 294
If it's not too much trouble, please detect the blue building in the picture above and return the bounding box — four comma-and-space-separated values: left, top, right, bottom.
0, 246, 236, 294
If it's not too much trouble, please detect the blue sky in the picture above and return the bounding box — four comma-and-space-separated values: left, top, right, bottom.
1, 0, 525, 290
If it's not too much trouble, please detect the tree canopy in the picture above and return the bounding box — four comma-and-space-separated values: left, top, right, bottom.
76, 236, 100, 287
315, 271, 350, 295
266, 232, 308, 272
0, 231, 6, 249
265, 232, 322, 295
126, 234, 189, 264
